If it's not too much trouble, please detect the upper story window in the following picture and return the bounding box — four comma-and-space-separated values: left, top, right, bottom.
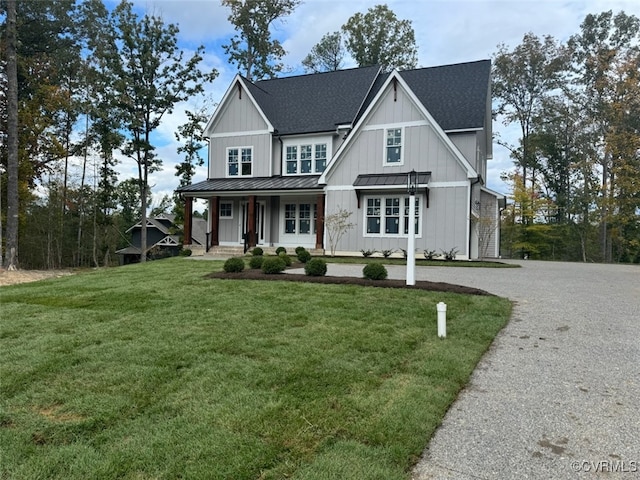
284, 142, 328, 175
385, 128, 403, 165
227, 147, 252, 177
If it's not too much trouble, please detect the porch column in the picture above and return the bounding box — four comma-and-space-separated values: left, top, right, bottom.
210, 196, 219, 247
183, 196, 193, 245
315, 193, 325, 250
248, 195, 257, 248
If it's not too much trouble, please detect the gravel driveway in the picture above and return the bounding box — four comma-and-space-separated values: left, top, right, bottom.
324, 260, 639, 479
402, 260, 640, 479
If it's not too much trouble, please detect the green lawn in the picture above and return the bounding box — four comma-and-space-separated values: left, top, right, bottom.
1, 258, 511, 479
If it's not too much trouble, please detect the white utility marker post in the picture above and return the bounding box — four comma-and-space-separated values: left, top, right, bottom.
437, 302, 447, 338
406, 170, 417, 286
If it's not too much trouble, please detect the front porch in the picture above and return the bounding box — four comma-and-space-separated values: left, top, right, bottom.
181, 192, 326, 254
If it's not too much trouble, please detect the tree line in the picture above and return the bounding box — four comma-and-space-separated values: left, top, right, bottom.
493, 11, 639, 263
0, 0, 421, 269
2, 1, 637, 268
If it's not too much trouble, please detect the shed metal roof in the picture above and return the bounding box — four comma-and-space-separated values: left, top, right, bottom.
353, 172, 431, 187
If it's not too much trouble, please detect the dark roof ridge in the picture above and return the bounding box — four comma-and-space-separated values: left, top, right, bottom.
397, 59, 491, 74
254, 64, 381, 84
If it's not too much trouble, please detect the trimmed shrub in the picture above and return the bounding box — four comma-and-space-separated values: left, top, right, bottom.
249, 255, 264, 269
297, 250, 312, 263
251, 247, 264, 256
363, 263, 388, 280
179, 248, 192, 257
360, 249, 376, 258
278, 252, 292, 267
262, 256, 286, 274
275, 246, 287, 255
381, 249, 394, 258
304, 258, 327, 276
295, 246, 306, 256
223, 257, 245, 273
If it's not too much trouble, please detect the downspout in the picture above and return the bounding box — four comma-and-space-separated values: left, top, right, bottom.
276, 132, 282, 177
203, 136, 212, 248
468, 175, 481, 260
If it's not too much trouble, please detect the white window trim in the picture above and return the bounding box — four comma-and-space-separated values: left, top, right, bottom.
281, 201, 317, 237
384, 126, 404, 166
219, 201, 233, 219
226, 146, 253, 178
282, 137, 332, 176
363, 194, 422, 238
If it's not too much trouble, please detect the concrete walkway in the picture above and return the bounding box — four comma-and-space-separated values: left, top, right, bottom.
315, 261, 640, 479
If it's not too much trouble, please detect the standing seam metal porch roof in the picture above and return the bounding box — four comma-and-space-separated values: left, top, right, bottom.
177, 175, 322, 194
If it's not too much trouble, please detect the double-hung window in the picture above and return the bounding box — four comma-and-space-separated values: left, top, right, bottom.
385, 128, 403, 164
365, 195, 420, 237
227, 147, 252, 177
284, 142, 328, 174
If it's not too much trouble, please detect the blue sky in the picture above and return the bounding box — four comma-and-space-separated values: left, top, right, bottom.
112, 0, 640, 209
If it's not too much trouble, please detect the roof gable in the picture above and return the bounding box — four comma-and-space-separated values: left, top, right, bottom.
204, 61, 490, 138
204, 75, 274, 136
320, 69, 479, 183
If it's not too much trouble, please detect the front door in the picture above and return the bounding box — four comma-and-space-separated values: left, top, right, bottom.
240, 201, 265, 245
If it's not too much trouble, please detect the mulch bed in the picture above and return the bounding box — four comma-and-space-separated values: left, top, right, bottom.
206, 264, 492, 296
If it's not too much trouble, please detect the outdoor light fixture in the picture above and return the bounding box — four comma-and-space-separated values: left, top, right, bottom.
407, 169, 418, 195
406, 170, 417, 286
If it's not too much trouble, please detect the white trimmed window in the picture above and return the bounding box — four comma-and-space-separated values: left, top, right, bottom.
227, 147, 252, 177
365, 195, 420, 237
385, 128, 403, 165
219, 202, 233, 219
284, 142, 328, 175
283, 202, 317, 235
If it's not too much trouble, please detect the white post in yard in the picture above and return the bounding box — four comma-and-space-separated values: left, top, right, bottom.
437, 302, 447, 338
406, 170, 417, 286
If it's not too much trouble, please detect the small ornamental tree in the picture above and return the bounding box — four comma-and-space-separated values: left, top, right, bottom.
325, 207, 354, 257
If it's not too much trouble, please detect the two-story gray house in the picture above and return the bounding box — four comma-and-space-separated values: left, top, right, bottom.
177, 60, 504, 259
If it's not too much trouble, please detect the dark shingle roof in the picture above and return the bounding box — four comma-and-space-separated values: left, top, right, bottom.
398, 60, 491, 131
177, 175, 322, 193
244, 65, 381, 135
245, 60, 491, 135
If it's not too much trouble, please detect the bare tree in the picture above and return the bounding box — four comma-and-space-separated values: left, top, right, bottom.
324, 207, 353, 257
474, 200, 500, 259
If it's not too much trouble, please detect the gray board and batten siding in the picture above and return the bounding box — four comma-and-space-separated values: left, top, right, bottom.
322, 74, 474, 256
